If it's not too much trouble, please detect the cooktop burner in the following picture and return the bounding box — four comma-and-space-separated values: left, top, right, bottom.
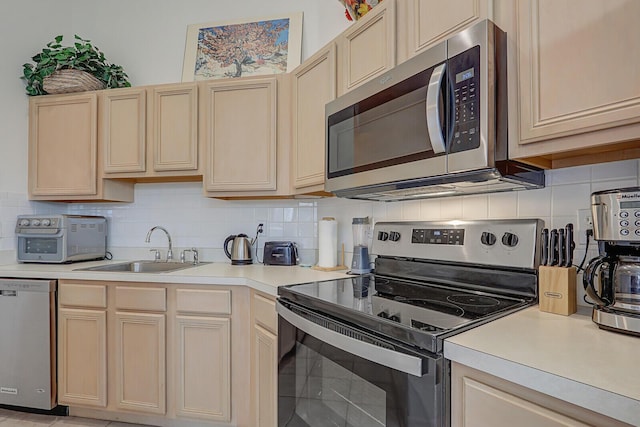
446, 294, 501, 307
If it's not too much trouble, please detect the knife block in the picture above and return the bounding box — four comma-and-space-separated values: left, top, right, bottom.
538, 266, 577, 316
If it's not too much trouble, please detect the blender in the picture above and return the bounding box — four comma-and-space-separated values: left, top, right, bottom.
351, 217, 372, 274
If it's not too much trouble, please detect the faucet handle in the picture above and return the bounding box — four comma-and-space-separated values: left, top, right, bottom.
182, 248, 199, 265
149, 248, 161, 261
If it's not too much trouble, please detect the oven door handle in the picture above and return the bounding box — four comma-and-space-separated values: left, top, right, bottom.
277, 301, 424, 377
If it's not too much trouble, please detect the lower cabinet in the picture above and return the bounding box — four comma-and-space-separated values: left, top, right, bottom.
115, 311, 166, 414
57, 280, 252, 427
58, 307, 107, 407
250, 291, 278, 427
451, 362, 632, 427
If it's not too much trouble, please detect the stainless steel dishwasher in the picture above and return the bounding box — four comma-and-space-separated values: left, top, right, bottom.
0, 278, 57, 410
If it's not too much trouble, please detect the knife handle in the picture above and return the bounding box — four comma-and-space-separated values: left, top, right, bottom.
541, 228, 549, 266
565, 223, 574, 267
558, 229, 565, 267
549, 229, 559, 266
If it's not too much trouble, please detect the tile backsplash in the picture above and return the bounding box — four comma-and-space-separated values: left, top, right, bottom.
0, 159, 638, 302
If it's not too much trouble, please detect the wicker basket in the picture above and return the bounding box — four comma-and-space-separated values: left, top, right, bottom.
43, 69, 106, 94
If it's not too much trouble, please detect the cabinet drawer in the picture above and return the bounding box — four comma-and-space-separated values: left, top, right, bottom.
115, 286, 166, 312
253, 293, 277, 334
59, 283, 107, 308
176, 289, 231, 315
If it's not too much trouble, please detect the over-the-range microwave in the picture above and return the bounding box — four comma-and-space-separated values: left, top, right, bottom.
325, 20, 544, 202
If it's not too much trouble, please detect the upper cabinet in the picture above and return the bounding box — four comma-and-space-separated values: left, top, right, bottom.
337, 0, 396, 95
291, 43, 337, 194
506, 0, 640, 167
100, 82, 200, 180
397, 0, 491, 63
201, 74, 292, 198
29, 93, 133, 202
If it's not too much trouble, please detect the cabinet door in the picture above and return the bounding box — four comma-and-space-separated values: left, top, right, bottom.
253, 324, 277, 427
150, 83, 199, 172
115, 312, 166, 414
400, 0, 489, 62
101, 88, 146, 174
58, 308, 107, 407
201, 77, 277, 192
29, 93, 98, 197
175, 315, 231, 422
456, 377, 590, 427
517, 0, 640, 144
338, 0, 396, 95
292, 43, 337, 191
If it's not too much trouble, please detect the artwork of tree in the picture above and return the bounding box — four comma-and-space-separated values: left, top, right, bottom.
195, 18, 290, 79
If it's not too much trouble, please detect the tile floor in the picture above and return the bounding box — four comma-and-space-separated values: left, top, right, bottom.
0, 409, 151, 426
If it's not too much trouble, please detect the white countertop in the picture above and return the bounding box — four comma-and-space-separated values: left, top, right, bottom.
0, 260, 352, 296
444, 306, 640, 426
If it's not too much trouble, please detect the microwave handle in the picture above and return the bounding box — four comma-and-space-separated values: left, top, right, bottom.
426, 63, 447, 154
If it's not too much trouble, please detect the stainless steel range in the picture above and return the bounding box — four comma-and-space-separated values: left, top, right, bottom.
277, 219, 541, 427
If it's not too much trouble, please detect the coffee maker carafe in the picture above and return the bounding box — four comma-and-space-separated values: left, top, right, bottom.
583, 187, 640, 336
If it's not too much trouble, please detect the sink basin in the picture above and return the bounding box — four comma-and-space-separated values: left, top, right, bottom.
76, 260, 210, 273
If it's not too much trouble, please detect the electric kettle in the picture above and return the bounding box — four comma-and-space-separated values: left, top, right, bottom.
224, 234, 254, 265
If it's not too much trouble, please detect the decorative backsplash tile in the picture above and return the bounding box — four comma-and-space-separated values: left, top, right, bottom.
0, 159, 638, 278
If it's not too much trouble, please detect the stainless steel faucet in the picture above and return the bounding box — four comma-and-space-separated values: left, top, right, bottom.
145, 226, 173, 261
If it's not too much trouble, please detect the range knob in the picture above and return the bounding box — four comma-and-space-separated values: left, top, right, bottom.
480, 232, 497, 246
378, 231, 389, 241
31, 219, 41, 226
389, 231, 401, 242
19, 219, 30, 227
41, 219, 51, 226
501, 232, 519, 247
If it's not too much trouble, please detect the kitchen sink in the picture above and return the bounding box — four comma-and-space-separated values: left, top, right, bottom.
76, 260, 210, 273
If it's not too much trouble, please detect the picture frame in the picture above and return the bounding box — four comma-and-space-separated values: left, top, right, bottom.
182, 13, 303, 81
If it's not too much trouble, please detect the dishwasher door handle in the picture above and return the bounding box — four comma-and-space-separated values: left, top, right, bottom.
0, 290, 17, 296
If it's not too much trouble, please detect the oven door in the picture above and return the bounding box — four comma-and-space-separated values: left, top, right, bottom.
277, 300, 448, 427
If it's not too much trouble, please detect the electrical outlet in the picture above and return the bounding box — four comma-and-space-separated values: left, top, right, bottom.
577, 209, 593, 244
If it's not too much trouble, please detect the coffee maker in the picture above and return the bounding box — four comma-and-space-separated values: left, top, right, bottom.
583, 187, 640, 336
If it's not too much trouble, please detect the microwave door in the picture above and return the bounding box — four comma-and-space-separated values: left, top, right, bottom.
326, 62, 448, 193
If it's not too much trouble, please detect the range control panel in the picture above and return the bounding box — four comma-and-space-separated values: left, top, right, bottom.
371, 220, 542, 270
411, 228, 465, 245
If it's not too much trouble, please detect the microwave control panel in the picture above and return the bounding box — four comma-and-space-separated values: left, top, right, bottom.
450, 45, 480, 154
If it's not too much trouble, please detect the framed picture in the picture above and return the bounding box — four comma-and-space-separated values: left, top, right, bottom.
182, 13, 303, 81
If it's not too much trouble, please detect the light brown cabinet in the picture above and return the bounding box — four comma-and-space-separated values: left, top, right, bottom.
250, 291, 278, 427
58, 308, 107, 407
28, 93, 133, 202
337, 0, 396, 95
57, 280, 249, 427
174, 288, 232, 422
114, 311, 166, 414
58, 282, 108, 408
397, 0, 491, 63
451, 362, 632, 427
291, 42, 337, 194
201, 75, 292, 198
505, 0, 640, 167
101, 83, 200, 180
201, 77, 276, 193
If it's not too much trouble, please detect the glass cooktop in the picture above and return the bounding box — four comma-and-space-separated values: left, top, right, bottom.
279, 274, 530, 353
